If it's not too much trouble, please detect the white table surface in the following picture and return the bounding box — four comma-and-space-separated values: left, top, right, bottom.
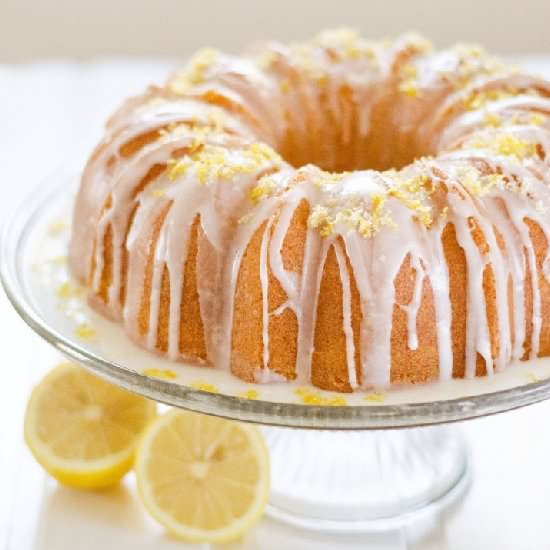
2, 57, 550, 550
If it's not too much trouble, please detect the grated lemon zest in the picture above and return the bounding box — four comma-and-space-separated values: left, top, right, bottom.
75, 323, 96, 341
190, 381, 219, 393
143, 368, 177, 380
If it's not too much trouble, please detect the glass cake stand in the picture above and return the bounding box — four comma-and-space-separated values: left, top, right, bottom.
4, 163, 550, 534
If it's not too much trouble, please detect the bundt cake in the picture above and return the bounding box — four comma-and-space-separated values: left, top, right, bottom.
69, 30, 550, 393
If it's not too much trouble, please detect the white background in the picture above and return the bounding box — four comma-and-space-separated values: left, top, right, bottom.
1, 0, 550, 62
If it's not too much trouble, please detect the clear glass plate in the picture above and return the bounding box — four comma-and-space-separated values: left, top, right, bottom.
3, 161, 550, 430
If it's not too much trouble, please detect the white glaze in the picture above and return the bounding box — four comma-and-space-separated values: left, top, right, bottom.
68, 31, 550, 391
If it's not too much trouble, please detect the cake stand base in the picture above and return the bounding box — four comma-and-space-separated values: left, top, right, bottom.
262, 425, 469, 533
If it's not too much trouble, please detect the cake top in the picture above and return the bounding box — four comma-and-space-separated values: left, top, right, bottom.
143, 29, 548, 242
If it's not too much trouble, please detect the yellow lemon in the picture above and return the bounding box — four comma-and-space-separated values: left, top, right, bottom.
135, 410, 270, 543
24, 363, 156, 489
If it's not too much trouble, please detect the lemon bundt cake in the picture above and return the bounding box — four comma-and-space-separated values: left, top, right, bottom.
69, 31, 550, 392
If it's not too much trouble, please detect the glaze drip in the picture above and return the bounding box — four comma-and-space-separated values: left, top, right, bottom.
69, 30, 550, 392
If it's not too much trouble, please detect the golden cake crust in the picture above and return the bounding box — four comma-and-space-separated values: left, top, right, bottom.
69, 30, 550, 392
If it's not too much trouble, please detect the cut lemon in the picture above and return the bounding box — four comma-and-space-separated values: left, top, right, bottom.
135, 410, 270, 543
24, 363, 156, 489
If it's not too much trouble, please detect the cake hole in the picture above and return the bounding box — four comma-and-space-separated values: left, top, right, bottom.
275, 96, 429, 173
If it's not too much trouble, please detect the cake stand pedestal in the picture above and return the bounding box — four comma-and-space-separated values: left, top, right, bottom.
262, 425, 468, 533
5, 165, 550, 536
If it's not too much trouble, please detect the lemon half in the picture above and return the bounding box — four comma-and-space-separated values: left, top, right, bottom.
135, 410, 270, 543
24, 363, 156, 489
